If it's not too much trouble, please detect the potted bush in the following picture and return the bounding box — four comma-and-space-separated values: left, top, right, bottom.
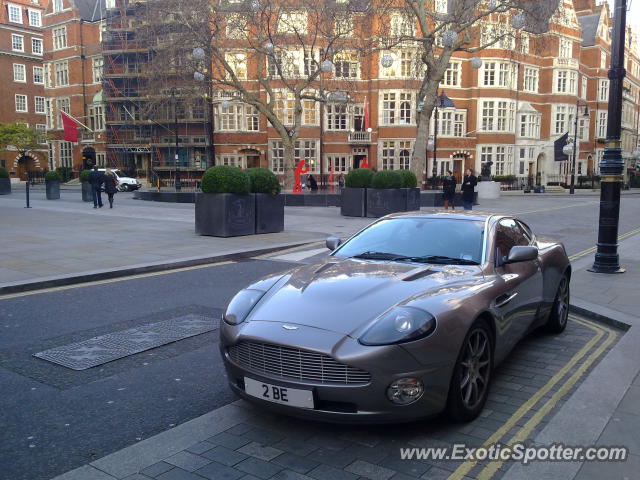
195, 165, 255, 237
341, 168, 374, 217
45, 170, 61, 200
248, 168, 283, 234
0, 167, 10, 195
79, 169, 92, 202
367, 170, 406, 218
397, 169, 420, 211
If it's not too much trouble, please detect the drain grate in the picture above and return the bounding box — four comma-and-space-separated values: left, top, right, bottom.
33, 314, 217, 370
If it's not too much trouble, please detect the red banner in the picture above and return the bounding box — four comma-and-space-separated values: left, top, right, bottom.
61, 111, 79, 142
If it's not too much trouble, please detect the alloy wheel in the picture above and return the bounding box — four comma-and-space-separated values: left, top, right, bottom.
556, 277, 569, 327
459, 329, 491, 409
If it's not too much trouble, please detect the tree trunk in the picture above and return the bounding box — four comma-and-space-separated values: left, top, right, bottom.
283, 139, 295, 191
412, 103, 434, 190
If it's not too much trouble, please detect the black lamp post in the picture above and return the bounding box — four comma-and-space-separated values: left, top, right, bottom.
570, 102, 590, 195
171, 87, 181, 192
429, 91, 455, 190
590, 0, 626, 273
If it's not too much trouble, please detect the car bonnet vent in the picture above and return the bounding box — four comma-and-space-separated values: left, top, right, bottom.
399, 267, 436, 282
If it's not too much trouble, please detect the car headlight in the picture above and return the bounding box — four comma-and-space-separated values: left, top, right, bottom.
359, 306, 436, 346
223, 289, 266, 325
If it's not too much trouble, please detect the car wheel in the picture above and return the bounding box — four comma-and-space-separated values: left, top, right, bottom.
120, 184, 129, 192
544, 275, 570, 334
446, 320, 493, 422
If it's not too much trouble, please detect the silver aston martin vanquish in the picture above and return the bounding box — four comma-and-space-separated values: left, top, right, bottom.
220, 212, 570, 422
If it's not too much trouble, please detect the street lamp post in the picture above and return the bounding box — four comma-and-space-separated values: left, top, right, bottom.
193, 48, 215, 169
429, 91, 455, 190
570, 102, 590, 194
591, 0, 626, 274
171, 88, 181, 192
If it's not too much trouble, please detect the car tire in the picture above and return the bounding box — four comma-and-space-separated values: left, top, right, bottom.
544, 275, 570, 334
120, 184, 129, 192
446, 320, 493, 423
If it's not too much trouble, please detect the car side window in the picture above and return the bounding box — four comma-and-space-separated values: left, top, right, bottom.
516, 220, 533, 244
495, 219, 529, 264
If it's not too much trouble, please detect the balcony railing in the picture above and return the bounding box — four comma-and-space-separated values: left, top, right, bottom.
553, 57, 579, 69
81, 131, 95, 143
348, 131, 372, 144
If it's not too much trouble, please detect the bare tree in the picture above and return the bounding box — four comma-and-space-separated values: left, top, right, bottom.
400, 0, 561, 184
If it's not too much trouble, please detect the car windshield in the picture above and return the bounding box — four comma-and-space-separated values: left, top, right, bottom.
333, 218, 485, 265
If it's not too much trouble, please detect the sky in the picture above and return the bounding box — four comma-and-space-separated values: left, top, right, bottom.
605, 0, 640, 31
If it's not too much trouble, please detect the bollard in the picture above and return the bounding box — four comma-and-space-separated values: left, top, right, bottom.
25, 178, 31, 208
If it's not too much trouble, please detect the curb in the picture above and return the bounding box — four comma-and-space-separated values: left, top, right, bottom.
0, 241, 315, 296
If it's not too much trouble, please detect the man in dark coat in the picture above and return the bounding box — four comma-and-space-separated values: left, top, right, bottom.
461, 168, 477, 210
308, 174, 318, 191
442, 169, 456, 210
88, 166, 104, 208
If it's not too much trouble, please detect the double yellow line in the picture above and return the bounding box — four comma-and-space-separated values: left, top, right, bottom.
447, 316, 617, 480
568, 226, 640, 261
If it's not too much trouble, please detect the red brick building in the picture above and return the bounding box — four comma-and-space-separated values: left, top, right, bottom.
0, 0, 47, 178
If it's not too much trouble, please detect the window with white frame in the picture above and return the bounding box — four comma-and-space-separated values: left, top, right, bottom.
226, 13, 247, 39
333, 51, 359, 78
327, 155, 351, 173
600, 53, 607, 69
599, 79, 609, 101
53, 0, 64, 13
28, 9, 41, 26
48, 142, 55, 170
523, 67, 539, 92
303, 49, 319, 76
434, 109, 466, 137
273, 90, 295, 125
60, 141, 72, 168
56, 97, 70, 128
54, 61, 69, 86
13, 64, 26, 83
268, 49, 302, 78
96, 153, 106, 167
494, 146, 511, 175
326, 104, 349, 130
559, 37, 573, 58
519, 113, 541, 138
578, 116, 589, 141
302, 98, 318, 125
380, 91, 413, 125
334, 13, 353, 36
278, 11, 307, 34
519, 34, 529, 54
480, 61, 515, 87
390, 13, 414, 37
225, 52, 247, 80
555, 70, 577, 94
435, 0, 448, 13
45, 99, 54, 128
33, 66, 44, 84
44, 63, 51, 87
32, 38, 43, 55
553, 104, 575, 135
380, 140, 413, 170
35, 124, 47, 142
217, 102, 243, 130
218, 155, 246, 168
35, 96, 45, 114
581, 76, 587, 99
52, 27, 67, 50
89, 104, 105, 130
246, 105, 259, 131
8, 4, 22, 23
11, 34, 24, 52
597, 111, 607, 137
270, 140, 285, 173
15, 94, 27, 112
294, 140, 319, 172
480, 100, 515, 132
480, 23, 514, 49
441, 62, 461, 87
400, 51, 416, 77
92, 57, 103, 83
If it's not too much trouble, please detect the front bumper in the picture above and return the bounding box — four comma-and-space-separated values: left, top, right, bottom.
220, 320, 454, 423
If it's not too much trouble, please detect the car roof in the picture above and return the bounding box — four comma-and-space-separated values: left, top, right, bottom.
384, 211, 502, 222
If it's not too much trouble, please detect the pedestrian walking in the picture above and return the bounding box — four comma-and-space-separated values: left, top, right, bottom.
104, 168, 119, 209
442, 169, 456, 210
88, 165, 104, 208
308, 174, 318, 191
338, 174, 345, 189
461, 168, 478, 210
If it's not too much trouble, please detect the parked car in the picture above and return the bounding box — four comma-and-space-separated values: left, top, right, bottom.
220, 212, 571, 423
97, 169, 141, 192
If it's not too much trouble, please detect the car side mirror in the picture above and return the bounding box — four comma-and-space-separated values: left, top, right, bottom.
326, 237, 342, 251
505, 246, 538, 264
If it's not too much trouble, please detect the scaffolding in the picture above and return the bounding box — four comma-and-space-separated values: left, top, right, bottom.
102, 0, 212, 182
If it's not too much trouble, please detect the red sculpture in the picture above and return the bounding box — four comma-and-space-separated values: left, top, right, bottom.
360, 157, 370, 169
293, 160, 309, 193
327, 159, 335, 192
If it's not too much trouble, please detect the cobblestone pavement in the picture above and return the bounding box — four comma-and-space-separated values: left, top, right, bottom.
52, 314, 620, 480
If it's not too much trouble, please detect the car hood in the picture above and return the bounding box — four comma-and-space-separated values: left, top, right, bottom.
248, 258, 481, 336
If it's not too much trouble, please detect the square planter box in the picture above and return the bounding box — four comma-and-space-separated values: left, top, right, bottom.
404, 187, 421, 211
0, 178, 11, 195
46, 180, 60, 200
367, 188, 407, 218
81, 181, 93, 202
195, 193, 255, 237
255, 193, 284, 234
340, 187, 367, 217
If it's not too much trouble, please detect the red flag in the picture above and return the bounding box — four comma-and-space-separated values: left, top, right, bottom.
363, 96, 370, 131
61, 111, 79, 142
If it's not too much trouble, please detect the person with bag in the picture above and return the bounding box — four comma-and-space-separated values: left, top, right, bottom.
88, 165, 104, 208
104, 168, 119, 209
442, 169, 457, 210
461, 168, 478, 210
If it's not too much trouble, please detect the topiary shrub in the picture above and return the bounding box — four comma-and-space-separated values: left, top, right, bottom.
45, 170, 62, 182
79, 169, 91, 182
247, 168, 281, 195
56, 166, 72, 183
0, 167, 9, 178
201, 165, 250, 194
397, 169, 417, 188
371, 170, 403, 189
345, 168, 374, 188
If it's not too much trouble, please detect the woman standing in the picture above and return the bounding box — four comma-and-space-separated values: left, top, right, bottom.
461, 168, 478, 210
442, 169, 456, 210
104, 168, 119, 209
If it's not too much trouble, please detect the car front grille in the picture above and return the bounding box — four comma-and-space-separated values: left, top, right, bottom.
227, 341, 371, 385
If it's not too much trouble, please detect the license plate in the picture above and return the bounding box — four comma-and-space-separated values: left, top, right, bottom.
244, 377, 314, 409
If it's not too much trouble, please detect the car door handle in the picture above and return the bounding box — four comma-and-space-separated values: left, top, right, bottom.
495, 292, 518, 308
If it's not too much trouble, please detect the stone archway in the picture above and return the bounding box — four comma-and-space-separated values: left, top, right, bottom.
14, 154, 42, 181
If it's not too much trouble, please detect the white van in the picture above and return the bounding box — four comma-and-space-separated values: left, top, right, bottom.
98, 169, 141, 192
